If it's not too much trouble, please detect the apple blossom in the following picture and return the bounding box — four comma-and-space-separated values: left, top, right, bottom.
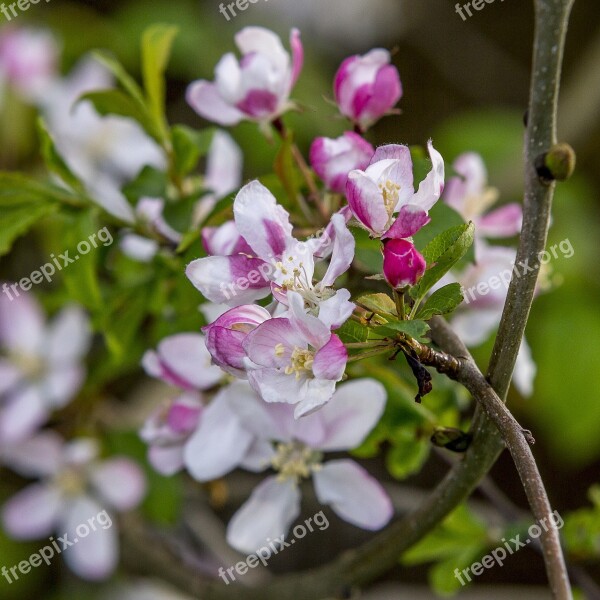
334, 49, 402, 131
223, 379, 393, 552
309, 132, 374, 193
1, 434, 146, 580
347, 141, 444, 239
0, 292, 90, 444
187, 27, 303, 127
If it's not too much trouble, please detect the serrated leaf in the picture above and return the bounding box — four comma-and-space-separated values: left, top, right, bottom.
411, 222, 475, 300
417, 283, 464, 320
37, 118, 84, 192
372, 319, 430, 341
141, 24, 178, 141
356, 293, 397, 317
336, 319, 369, 344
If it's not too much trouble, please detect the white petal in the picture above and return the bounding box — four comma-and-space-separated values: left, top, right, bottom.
60, 496, 118, 580
0, 290, 45, 355
90, 459, 146, 511
226, 476, 300, 553
313, 460, 392, 530
0, 359, 22, 395
235, 27, 289, 73
513, 338, 537, 397
148, 445, 185, 476
1, 430, 64, 477
317, 289, 355, 330
45, 305, 91, 365
2, 483, 61, 539
205, 130, 243, 198
183, 391, 254, 481
317, 379, 386, 451
0, 386, 48, 444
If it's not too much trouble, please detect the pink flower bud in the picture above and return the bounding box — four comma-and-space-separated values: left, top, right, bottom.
334, 49, 402, 131
382, 239, 426, 289
309, 132, 374, 193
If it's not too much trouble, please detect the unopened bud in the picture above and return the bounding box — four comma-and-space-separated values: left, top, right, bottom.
535, 143, 576, 183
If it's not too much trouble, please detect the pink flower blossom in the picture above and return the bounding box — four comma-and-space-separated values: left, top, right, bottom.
242, 292, 348, 418
309, 132, 374, 193
1, 434, 146, 580
187, 27, 303, 126
0, 27, 59, 102
347, 141, 444, 239
0, 292, 90, 444
334, 49, 402, 131
222, 379, 392, 552
382, 239, 426, 288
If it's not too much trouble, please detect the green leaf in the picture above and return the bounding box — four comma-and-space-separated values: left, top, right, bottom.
336, 319, 369, 344
411, 222, 475, 301
141, 24, 179, 140
417, 283, 464, 320
92, 50, 147, 107
37, 118, 84, 192
59, 211, 103, 310
122, 165, 168, 205
0, 202, 58, 257
386, 429, 430, 480
171, 125, 215, 177
372, 319, 430, 341
274, 132, 302, 205
356, 293, 397, 317
79, 89, 160, 142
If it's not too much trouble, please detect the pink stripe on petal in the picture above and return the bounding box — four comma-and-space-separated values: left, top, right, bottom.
313, 334, 347, 381
383, 205, 430, 240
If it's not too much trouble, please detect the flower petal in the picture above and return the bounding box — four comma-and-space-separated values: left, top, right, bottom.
1, 430, 64, 478
312, 334, 347, 381
60, 497, 118, 580
313, 460, 393, 529
226, 476, 300, 553
0, 386, 48, 444
383, 204, 430, 240
411, 140, 445, 211
0, 290, 45, 355
2, 483, 61, 539
316, 379, 386, 451
317, 289, 355, 330
183, 390, 254, 481
186, 80, 244, 126
233, 181, 294, 260
90, 458, 146, 512
478, 203, 523, 238
44, 306, 91, 365
148, 445, 185, 476
320, 213, 356, 287
346, 170, 388, 235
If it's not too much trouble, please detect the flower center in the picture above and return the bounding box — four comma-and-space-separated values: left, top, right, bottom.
271, 441, 322, 483
54, 468, 86, 497
283, 346, 315, 379
10, 352, 44, 379
379, 179, 401, 215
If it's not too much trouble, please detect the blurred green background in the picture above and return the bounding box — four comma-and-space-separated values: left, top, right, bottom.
1, 0, 599, 598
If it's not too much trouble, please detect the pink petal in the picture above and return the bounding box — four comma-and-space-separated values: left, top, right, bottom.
236, 89, 279, 119
313, 460, 393, 529
2, 483, 61, 539
317, 379, 386, 451
317, 289, 355, 330
202, 221, 252, 256
233, 181, 294, 260
226, 476, 301, 553
346, 170, 389, 235
0, 290, 45, 355
287, 291, 331, 349
320, 213, 356, 287
478, 203, 523, 238
235, 27, 289, 72
312, 334, 347, 381
355, 64, 402, 129
289, 28, 303, 87
411, 140, 445, 211
60, 497, 118, 580
148, 444, 185, 476
0, 386, 48, 444
1, 430, 64, 478
0, 359, 22, 395
244, 317, 306, 368
45, 306, 91, 365
186, 80, 244, 126
90, 458, 146, 512
383, 205, 431, 240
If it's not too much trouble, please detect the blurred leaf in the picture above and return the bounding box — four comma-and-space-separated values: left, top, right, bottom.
93, 49, 147, 107
386, 429, 430, 480
0, 202, 58, 257
274, 132, 303, 206
417, 283, 464, 320
37, 118, 84, 192
122, 165, 168, 205
353, 228, 383, 274
411, 223, 475, 301
141, 24, 179, 141
171, 125, 215, 177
